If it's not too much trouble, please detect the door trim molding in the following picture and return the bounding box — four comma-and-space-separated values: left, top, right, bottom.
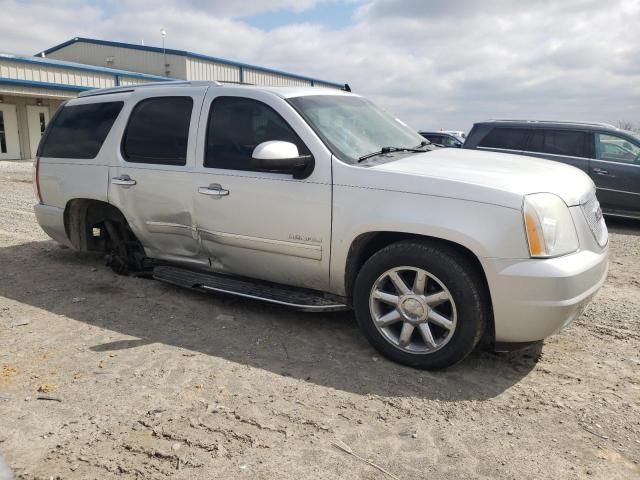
146, 221, 195, 237
597, 187, 640, 197
199, 228, 322, 260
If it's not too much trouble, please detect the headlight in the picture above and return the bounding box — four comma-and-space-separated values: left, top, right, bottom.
523, 193, 579, 258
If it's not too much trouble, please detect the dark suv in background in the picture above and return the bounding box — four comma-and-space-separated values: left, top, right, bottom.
464, 120, 640, 219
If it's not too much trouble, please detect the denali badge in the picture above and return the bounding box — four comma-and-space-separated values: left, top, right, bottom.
289, 234, 322, 243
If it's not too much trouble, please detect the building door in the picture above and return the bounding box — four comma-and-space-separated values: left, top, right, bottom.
26, 105, 50, 158
0, 104, 20, 160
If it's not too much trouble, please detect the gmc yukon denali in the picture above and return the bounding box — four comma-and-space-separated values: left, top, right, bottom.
33, 81, 609, 369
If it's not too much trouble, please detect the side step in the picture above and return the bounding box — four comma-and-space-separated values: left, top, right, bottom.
153, 266, 348, 312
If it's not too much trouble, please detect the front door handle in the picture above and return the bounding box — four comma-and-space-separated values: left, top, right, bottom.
111, 175, 137, 186
592, 167, 609, 176
199, 184, 230, 197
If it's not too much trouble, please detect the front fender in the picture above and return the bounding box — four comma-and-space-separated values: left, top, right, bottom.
329, 185, 528, 295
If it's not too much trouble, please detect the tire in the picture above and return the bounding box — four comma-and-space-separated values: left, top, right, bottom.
103, 219, 146, 276
353, 240, 487, 370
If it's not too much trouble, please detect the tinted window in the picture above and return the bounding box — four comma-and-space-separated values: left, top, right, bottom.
39, 102, 123, 159
205, 96, 309, 171
525, 130, 545, 152
478, 127, 529, 150
122, 97, 193, 165
441, 136, 460, 147
596, 133, 640, 164
543, 130, 587, 158
421, 134, 441, 144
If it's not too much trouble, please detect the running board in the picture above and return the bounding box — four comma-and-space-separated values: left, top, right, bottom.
153, 266, 348, 312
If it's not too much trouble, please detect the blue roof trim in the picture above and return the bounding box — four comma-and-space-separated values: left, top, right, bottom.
38, 37, 345, 88
0, 77, 93, 92
1, 53, 173, 81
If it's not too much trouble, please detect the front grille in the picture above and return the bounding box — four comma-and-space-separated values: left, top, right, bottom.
581, 191, 608, 247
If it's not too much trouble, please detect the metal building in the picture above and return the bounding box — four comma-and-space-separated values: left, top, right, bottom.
0, 53, 171, 160
0, 37, 344, 160
38, 37, 344, 89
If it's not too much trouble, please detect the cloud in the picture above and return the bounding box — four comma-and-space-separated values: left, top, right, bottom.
1, 0, 639, 130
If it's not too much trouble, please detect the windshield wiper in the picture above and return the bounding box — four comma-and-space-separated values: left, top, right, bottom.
358, 146, 426, 163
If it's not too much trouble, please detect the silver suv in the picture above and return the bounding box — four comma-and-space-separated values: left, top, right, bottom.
34, 81, 608, 369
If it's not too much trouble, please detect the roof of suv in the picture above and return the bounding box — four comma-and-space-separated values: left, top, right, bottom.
476, 119, 621, 132
77, 80, 354, 100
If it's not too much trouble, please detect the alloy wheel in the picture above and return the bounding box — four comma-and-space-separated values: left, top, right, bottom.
369, 266, 457, 354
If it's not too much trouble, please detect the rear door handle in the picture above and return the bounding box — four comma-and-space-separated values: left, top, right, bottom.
592, 167, 609, 175
199, 184, 229, 197
111, 175, 137, 186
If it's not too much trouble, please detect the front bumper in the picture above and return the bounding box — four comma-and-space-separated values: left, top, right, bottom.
482, 248, 608, 343
34, 203, 72, 247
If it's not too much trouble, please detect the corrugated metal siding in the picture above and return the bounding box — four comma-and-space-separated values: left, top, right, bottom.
0, 84, 77, 99
0, 59, 114, 89
243, 68, 311, 87
313, 81, 343, 90
46, 42, 188, 79
118, 76, 157, 86
186, 58, 241, 82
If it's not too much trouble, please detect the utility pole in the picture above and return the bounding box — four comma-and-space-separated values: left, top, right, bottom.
160, 28, 169, 77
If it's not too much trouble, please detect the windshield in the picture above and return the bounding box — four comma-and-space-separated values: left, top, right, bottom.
288, 95, 426, 164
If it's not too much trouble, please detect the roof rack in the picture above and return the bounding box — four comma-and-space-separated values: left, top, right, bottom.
486, 119, 617, 129
78, 80, 222, 98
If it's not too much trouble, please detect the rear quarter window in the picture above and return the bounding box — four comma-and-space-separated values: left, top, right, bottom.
38, 101, 123, 159
478, 127, 530, 150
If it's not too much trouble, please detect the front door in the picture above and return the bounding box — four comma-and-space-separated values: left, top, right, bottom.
108, 89, 206, 265
192, 90, 333, 291
0, 104, 20, 160
26, 105, 50, 158
589, 131, 640, 217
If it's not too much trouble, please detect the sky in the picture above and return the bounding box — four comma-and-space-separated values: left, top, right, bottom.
1, 0, 639, 131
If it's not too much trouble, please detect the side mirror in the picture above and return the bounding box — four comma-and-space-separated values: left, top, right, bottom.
251, 141, 314, 179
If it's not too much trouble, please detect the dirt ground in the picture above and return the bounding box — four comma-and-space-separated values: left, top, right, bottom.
0, 160, 639, 480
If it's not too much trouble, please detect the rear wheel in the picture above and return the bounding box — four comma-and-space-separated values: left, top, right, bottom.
354, 240, 487, 369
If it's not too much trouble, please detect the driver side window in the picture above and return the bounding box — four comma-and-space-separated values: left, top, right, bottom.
596, 133, 640, 164
204, 96, 309, 171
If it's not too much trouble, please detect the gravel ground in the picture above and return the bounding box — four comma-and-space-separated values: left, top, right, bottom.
0, 160, 639, 480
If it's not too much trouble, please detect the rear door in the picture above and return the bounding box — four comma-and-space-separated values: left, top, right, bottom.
108, 88, 207, 265
521, 128, 590, 173
589, 131, 640, 216
192, 89, 333, 291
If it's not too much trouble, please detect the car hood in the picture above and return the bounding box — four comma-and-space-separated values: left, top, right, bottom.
359, 148, 594, 209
